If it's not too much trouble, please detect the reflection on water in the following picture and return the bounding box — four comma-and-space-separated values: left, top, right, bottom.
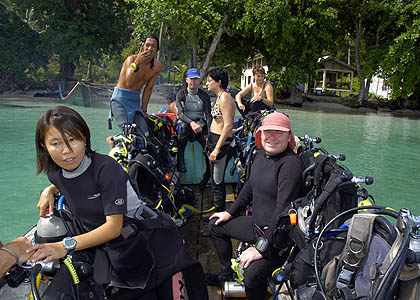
0, 99, 419, 242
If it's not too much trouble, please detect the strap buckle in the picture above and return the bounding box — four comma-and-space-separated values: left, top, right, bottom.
336, 266, 354, 289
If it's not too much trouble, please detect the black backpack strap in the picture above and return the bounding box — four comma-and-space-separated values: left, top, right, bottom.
307, 166, 353, 235
244, 145, 259, 182
312, 154, 329, 191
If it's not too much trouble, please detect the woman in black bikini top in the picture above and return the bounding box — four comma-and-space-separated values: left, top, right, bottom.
204, 67, 235, 213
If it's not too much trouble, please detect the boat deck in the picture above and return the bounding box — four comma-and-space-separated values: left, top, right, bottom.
179, 184, 238, 300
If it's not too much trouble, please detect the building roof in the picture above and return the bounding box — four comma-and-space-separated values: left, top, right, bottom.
317, 56, 357, 72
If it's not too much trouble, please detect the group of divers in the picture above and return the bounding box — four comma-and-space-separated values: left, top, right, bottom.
1, 34, 420, 300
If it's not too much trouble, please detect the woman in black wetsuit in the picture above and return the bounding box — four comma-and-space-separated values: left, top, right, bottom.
205, 67, 235, 213
28, 106, 208, 300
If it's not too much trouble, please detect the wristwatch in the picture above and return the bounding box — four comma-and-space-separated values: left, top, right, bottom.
62, 237, 77, 255
255, 236, 269, 255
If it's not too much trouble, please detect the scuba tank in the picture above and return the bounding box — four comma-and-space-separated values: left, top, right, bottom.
34, 214, 68, 244
223, 281, 246, 298
1, 215, 67, 300
409, 231, 420, 269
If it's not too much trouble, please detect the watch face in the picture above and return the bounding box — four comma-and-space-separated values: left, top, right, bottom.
63, 237, 77, 250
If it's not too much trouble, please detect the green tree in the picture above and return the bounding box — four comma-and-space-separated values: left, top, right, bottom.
237, 0, 338, 103
12, 0, 132, 81
0, 6, 47, 85
382, 0, 420, 102
128, 0, 243, 81
331, 0, 401, 103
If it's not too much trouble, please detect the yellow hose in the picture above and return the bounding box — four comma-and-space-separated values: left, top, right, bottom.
63, 257, 79, 284
159, 184, 215, 222
28, 273, 42, 300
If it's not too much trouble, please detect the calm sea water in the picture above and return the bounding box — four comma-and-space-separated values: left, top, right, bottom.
0, 98, 419, 242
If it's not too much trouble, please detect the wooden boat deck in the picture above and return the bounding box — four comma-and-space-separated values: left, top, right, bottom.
179, 184, 238, 300
178, 184, 292, 300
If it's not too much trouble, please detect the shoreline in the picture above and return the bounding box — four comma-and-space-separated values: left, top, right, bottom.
1, 87, 420, 119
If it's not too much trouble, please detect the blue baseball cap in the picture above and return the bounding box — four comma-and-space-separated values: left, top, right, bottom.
185, 68, 200, 79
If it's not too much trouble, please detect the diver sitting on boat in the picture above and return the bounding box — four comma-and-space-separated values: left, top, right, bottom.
28, 106, 208, 299
206, 112, 304, 299
175, 68, 211, 187
158, 91, 177, 116
235, 65, 274, 116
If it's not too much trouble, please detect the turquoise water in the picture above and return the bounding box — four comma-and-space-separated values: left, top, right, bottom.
0, 98, 419, 242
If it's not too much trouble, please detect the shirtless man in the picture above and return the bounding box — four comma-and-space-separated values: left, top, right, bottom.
110, 33, 162, 135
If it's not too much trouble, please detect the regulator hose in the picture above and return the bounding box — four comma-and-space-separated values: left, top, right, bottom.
30, 264, 42, 300
63, 257, 80, 300
58, 195, 74, 236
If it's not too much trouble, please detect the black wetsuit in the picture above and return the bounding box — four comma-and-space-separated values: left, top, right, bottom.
209, 147, 304, 300
206, 132, 234, 211
48, 153, 208, 299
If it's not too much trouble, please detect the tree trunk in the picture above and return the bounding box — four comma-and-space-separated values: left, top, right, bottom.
358, 79, 367, 103
167, 55, 172, 84
190, 29, 198, 68
288, 87, 304, 107
60, 60, 75, 81
200, 11, 229, 81
192, 46, 198, 68
157, 22, 164, 62
85, 60, 93, 82
355, 0, 366, 103
364, 77, 371, 100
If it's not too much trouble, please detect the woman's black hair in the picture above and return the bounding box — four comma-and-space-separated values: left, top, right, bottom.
206, 67, 229, 90
142, 33, 159, 70
167, 91, 177, 103
35, 106, 93, 175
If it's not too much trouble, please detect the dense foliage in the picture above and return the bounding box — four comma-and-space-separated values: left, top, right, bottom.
8, 0, 132, 80
1, 0, 420, 104
0, 7, 47, 84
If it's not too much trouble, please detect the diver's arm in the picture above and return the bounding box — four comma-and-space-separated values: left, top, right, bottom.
0, 249, 15, 278
235, 84, 251, 111
38, 184, 59, 218
28, 214, 123, 263
1, 238, 34, 278
141, 62, 162, 112
262, 82, 274, 106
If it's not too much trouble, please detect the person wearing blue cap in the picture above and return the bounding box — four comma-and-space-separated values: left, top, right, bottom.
175, 68, 211, 189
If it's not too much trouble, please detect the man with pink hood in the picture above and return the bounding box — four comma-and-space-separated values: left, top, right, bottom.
206, 112, 304, 299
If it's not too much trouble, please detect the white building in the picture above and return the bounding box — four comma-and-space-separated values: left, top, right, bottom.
369, 76, 391, 99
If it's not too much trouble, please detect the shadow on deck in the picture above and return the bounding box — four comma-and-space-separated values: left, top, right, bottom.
179, 184, 238, 300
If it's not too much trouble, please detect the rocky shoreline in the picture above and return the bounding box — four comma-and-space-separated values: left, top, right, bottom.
275, 94, 420, 118
1, 83, 419, 118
